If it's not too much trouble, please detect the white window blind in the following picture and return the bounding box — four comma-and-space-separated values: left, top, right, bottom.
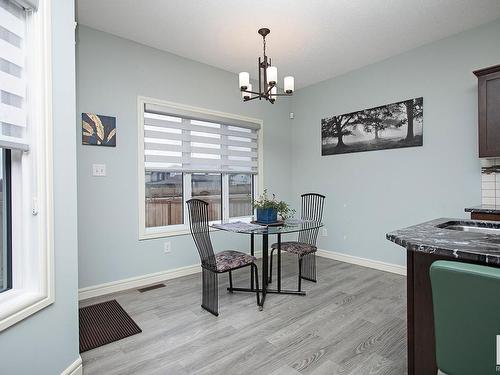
0, 0, 28, 152
144, 104, 260, 174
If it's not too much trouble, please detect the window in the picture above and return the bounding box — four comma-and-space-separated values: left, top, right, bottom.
191, 173, 222, 221
0, 0, 54, 331
139, 98, 262, 238
229, 173, 253, 218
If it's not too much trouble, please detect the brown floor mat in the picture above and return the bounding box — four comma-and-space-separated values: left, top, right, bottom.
79, 299, 142, 353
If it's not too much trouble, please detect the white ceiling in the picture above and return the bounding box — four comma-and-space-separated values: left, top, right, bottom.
77, 0, 500, 89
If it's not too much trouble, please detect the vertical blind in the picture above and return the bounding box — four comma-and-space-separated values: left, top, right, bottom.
0, 0, 28, 151
144, 103, 260, 174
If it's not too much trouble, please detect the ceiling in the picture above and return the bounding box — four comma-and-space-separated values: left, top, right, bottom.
77, 0, 500, 89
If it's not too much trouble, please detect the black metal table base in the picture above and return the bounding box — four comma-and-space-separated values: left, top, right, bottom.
227, 287, 306, 296
228, 232, 307, 309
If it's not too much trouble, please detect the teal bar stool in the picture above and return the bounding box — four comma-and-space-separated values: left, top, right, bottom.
430, 260, 500, 375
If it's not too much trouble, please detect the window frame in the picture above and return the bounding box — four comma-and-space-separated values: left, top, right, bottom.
138, 96, 263, 239
0, 0, 54, 331
1, 149, 13, 293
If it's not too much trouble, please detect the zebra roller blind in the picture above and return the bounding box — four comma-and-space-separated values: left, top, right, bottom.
143, 103, 260, 174
0, 0, 30, 151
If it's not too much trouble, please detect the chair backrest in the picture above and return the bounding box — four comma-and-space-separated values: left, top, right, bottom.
186, 199, 216, 270
430, 260, 500, 375
298, 193, 325, 246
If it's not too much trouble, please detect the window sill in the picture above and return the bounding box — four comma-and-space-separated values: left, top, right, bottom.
140, 227, 191, 240
0, 288, 54, 331
139, 216, 254, 240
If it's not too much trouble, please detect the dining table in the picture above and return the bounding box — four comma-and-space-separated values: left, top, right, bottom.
211, 219, 323, 309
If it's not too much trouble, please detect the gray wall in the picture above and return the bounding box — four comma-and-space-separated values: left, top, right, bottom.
0, 0, 80, 374
290, 19, 500, 266
76, 26, 292, 288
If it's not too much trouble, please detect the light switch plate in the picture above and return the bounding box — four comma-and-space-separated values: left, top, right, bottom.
92, 164, 106, 177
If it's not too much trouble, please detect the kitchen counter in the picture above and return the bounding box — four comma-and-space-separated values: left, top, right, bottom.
386, 217, 500, 266
387, 217, 500, 375
465, 204, 500, 214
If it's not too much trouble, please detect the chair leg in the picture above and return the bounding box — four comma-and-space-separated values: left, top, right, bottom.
298, 257, 303, 292
252, 263, 262, 310
301, 252, 317, 282
268, 248, 275, 284
228, 271, 233, 293
201, 268, 219, 316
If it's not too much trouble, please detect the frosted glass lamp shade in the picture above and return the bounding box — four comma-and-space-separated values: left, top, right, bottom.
270, 86, 277, 101
242, 84, 252, 100
266, 66, 277, 85
239, 72, 250, 90
284, 76, 294, 94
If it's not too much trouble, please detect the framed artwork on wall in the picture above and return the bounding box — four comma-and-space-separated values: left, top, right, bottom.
82, 113, 116, 147
321, 97, 423, 155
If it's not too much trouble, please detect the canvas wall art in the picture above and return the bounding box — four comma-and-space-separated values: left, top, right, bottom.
82, 113, 116, 146
321, 97, 423, 155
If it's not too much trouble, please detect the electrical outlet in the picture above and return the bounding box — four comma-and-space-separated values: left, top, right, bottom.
164, 242, 171, 254
92, 164, 106, 177
321, 228, 328, 237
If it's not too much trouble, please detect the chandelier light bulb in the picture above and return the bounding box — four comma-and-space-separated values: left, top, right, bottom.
239, 72, 250, 90
267, 66, 277, 85
284, 76, 294, 94
242, 84, 252, 100
270, 86, 277, 100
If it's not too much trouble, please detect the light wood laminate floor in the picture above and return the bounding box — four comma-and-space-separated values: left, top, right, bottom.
80, 255, 407, 375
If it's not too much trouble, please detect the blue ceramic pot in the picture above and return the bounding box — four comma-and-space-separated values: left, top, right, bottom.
256, 208, 278, 224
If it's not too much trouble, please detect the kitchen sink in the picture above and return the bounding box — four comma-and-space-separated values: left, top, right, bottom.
438, 221, 500, 235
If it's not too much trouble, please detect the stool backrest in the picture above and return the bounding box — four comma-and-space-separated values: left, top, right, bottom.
430, 260, 500, 375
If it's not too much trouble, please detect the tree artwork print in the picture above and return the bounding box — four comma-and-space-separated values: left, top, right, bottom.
321, 97, 423, 155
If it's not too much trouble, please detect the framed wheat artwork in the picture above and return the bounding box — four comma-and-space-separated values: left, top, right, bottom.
82, 113, 117, 147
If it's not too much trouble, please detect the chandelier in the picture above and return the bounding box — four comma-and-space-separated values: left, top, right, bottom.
239, 28, 294, 104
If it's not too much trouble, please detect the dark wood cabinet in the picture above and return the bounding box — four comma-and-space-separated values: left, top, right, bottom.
471, 212, 500, 221
474, 64, 500, 157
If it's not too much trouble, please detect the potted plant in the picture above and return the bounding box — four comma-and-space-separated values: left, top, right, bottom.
253, 189, 295, 224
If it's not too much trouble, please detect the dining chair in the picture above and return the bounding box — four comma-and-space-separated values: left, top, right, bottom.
186, 198, 260, 316
269, 193, 325, 292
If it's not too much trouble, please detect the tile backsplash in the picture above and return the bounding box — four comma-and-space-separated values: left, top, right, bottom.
481, 158, 500, 205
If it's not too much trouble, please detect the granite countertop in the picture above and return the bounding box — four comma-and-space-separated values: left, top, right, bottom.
386, 218, 500, 266
465, 205, 500, 214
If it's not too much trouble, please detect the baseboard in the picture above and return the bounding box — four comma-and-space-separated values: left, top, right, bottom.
79, 264, 201, 300
79, 250, 264, 301
61, 356, 82, 375
78, 249, 405, 301
316, 249, 407, 276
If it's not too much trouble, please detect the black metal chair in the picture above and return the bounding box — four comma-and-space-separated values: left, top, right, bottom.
269, 193, 325, 292
186, 198, 260, 316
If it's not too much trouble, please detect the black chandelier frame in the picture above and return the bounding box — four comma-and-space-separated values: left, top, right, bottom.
240, 28, 293, 104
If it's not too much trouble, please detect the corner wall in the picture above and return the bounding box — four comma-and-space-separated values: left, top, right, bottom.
290, 19, 500, 266
76, 26, 292, 288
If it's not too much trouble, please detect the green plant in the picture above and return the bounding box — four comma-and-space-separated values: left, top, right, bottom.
252, 189, 296, 220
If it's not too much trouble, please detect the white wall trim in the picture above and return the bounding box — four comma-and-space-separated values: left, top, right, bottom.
79, 264, 201, 301
78, 249, 404, 301
316, 249, 407, 276
61, 356, 82, 375
79, 250, 264, 301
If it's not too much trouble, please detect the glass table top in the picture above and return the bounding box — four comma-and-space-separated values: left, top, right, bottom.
211, 220, 323, 235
